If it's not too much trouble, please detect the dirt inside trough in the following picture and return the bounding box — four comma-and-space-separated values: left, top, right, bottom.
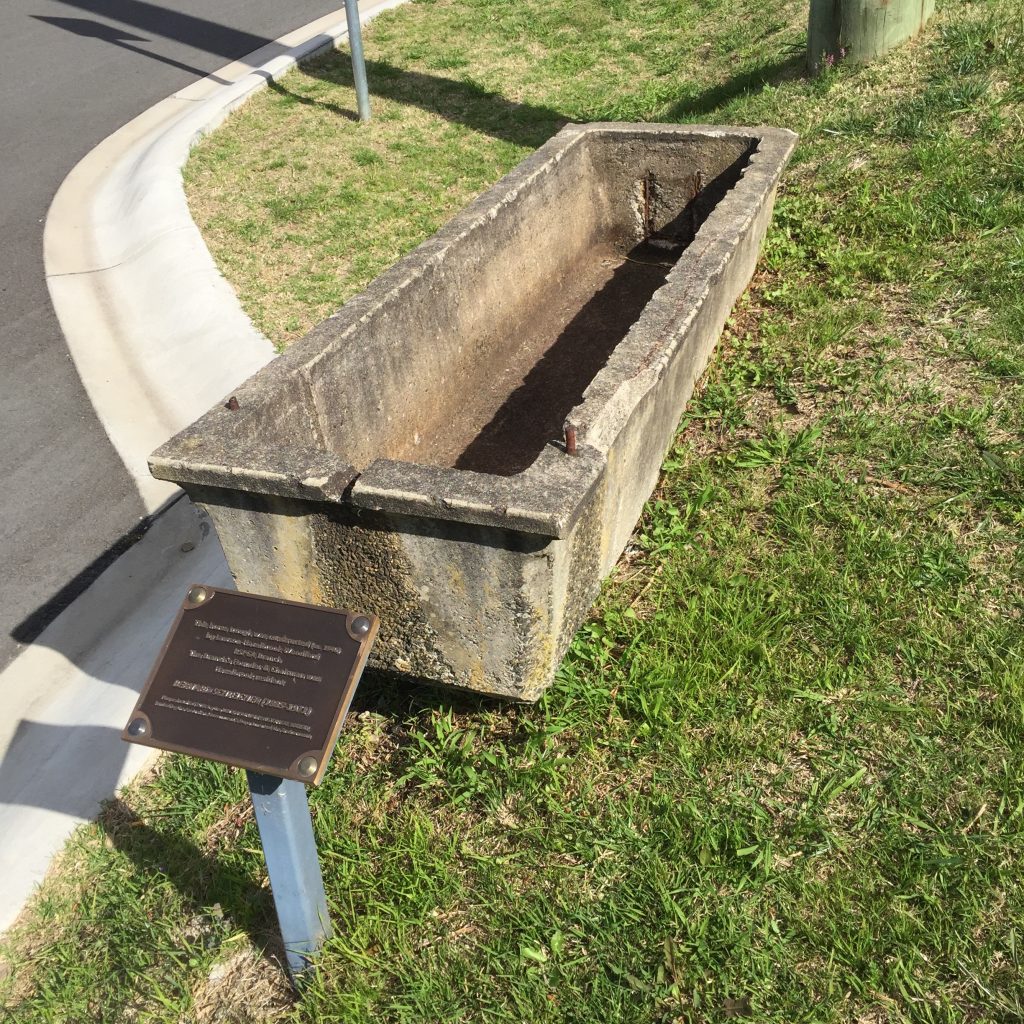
401, 239, 676, 476
383, 149, 754, 478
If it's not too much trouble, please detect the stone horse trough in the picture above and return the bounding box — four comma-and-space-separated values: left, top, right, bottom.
152, 123, 796, 701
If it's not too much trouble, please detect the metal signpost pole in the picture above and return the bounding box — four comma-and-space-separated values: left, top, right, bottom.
247, 771, 332, 982
344, 0, 372, 121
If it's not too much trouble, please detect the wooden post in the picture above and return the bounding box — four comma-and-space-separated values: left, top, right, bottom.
807, 0, 935, 74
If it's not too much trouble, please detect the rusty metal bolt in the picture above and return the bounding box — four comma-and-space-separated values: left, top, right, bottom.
564, 424, 577, 456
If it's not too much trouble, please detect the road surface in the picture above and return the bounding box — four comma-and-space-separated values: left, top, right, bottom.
0, 0, 349, 668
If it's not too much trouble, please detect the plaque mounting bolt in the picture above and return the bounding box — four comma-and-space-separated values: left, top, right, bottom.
127, 718, 149, 737
351, 616, 371, 638
298, 756, 318, 779
187, 585, 210, 605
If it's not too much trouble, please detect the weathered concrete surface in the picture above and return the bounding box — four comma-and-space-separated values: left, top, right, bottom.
151, 123, 797, 700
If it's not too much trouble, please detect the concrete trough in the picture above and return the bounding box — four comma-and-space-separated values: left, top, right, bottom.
151, 123, 797, 701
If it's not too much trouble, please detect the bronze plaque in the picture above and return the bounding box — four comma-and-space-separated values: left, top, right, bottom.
122, 585, 378, 784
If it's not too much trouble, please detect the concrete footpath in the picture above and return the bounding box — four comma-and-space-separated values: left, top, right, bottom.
0, 0, 404, 933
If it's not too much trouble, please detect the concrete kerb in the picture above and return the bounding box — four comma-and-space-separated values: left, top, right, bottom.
0, 497, 231, 933
0, 0, 408, 934
44, 0, 409, 516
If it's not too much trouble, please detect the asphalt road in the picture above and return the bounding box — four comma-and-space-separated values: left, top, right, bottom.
0, 0, 347, 669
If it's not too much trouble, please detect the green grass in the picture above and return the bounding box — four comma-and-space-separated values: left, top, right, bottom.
5, 0, 1024, 1020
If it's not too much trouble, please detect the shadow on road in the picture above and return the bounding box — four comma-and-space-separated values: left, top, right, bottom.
31, 16, 232, 82
44, 0, 277, 60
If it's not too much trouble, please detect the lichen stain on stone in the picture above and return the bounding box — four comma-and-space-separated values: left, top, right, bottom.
266, 501, 325, 606
309, 508, 459, 687
447, 565, 466, 596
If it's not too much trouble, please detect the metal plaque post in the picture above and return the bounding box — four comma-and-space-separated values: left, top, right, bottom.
123, 586, 380, 985
344, 0, 371, 121
248, 771, 331, 981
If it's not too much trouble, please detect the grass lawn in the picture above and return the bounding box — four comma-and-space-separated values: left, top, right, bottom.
5, 0, 1024, 1020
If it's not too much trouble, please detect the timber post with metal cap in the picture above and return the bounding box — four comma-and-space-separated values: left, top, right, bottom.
807, 0, 934, 75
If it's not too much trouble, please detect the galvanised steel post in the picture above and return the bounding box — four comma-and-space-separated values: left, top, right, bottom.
344, 0, 372, 121
247, 771, 331, 981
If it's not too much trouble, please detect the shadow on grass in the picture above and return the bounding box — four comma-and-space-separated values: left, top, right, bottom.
265, 54, 568, 150
665, 52, 806, 119
350, 666, 508, 720
98, 798, 285, 964
99, 675, 502, 932
345, 667, 540, 779
262, 47, 809, 157
30, 16, 233, 83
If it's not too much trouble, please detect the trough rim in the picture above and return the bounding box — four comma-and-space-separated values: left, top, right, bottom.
150, 122, 797, 538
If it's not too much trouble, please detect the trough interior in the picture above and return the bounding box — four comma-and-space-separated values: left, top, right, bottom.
245, 131, 758, 477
